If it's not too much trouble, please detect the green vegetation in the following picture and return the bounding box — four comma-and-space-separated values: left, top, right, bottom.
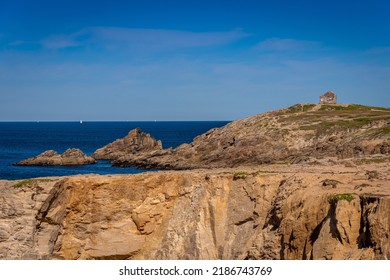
279, 111, 389, 125
273, 161, 290, 165
286, 103, 389, 115
381, 127, 390, 135
253, 169, 277, 174
354, 156, 390, 165
302, 104, 316, 111
256, 123, 269, 128
327, 193, 355, 203
299, 117, 385, 135
286, 104, 316, 113
233, 169, 277, 179
371, 127, 390, 137
319, 104, 389, 111
12, 179, 37, 188
286, 104, 302, 113
12, 178, 53, 188
233, 171, 250, 180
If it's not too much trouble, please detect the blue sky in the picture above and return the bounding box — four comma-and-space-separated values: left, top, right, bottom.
0, 0, 389, 121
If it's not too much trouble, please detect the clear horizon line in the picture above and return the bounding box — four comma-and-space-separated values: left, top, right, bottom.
0, 119, 233, 122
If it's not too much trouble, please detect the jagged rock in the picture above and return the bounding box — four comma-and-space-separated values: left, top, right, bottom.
92, 128, 163, 160
0, 162, 389, 260
15, 148, 96, 166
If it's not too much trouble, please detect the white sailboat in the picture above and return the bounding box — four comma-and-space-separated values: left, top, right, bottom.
80, 120, 83, 124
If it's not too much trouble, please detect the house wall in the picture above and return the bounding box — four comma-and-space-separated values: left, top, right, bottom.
320, 94, 336, 104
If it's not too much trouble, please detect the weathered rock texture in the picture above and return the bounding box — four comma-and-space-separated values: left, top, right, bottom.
113, 104, 390, 169
15, 148, 96, 166
92, 128, 163, 161
1, 162, 389, 260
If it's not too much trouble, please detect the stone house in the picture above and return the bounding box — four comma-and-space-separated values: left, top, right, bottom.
320, 91, 337, 104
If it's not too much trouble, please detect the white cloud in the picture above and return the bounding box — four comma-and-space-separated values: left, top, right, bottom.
7, 40, 24, 46
41, 34, 82, 50
89, 27, 250, 50
40, 27, 250, 52
365, 46, 390, 55
255, 38, 321, 52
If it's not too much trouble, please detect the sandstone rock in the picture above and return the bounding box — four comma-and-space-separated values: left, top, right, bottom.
15, 148, 96, 166
92, 128, 163, 160
0, 162, 389, 260
0, 178, 58, 259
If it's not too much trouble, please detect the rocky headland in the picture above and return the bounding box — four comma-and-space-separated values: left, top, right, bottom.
15, 148, 96, 166
2, 103, 389, 260
111, 104, 390, 169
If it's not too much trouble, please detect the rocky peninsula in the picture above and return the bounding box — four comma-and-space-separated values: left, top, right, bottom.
111, 103, 389, 169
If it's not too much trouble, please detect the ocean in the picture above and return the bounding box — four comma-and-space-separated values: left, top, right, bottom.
0, 121, 229, 180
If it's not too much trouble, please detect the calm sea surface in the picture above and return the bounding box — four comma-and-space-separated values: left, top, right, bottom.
0, 121, 229, 180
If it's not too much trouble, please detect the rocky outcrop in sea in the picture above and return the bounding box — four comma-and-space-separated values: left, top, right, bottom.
92, 127, 163, 160
15, 148, 96, 166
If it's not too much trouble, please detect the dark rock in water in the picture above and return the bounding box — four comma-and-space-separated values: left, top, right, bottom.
15, 148, 96, 166
92, 128, 163, 160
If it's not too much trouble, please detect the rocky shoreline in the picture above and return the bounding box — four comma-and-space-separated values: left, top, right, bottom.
15, 104, 389, 170
15, 128, 164, 167
3, 103, 389, 260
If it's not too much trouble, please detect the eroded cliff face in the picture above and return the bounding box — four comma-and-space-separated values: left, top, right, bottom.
1, 163, 389, 260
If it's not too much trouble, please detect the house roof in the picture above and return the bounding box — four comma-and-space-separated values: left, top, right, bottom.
322, 91, 336, 97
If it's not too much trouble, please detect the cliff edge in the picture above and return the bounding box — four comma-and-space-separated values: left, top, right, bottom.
1, 161, 389, 260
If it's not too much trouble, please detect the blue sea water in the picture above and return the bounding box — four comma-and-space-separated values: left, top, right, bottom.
0, 121, 229, 180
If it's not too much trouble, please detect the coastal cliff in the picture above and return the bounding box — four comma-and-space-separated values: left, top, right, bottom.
1, 162, 389, 260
